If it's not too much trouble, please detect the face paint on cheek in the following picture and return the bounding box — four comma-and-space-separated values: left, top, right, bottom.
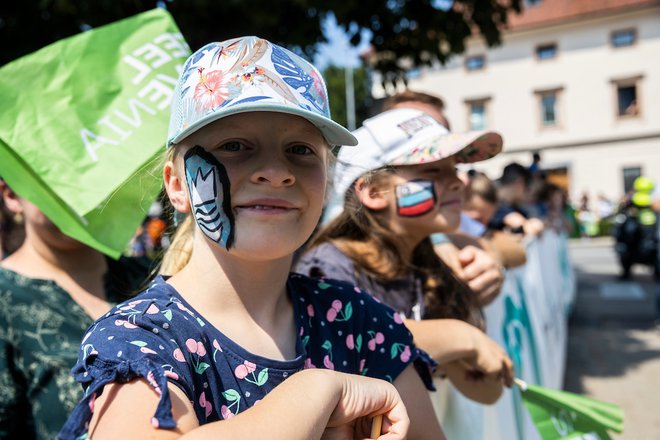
184, 145, 235, 249
395, 180, 437, 217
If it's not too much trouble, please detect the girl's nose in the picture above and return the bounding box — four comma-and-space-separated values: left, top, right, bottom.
251, 155, 296, 187
437, 174, 465, 194
448, 176, 465, 192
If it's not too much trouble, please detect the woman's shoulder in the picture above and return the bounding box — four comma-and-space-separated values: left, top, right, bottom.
294, 241, 355, 280
0, 265, 57, 303
296, 241, 350, 265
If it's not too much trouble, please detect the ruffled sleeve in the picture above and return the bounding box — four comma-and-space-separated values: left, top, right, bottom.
58, 297, 193, 439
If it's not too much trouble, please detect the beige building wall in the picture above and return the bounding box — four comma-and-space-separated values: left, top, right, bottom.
374, 6, 660, 203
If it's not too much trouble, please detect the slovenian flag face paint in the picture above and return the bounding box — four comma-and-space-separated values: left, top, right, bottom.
396, 180, 437, 217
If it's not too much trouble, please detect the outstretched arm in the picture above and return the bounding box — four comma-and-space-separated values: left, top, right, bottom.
404, 318, 514, 404
86, 369, 409, 440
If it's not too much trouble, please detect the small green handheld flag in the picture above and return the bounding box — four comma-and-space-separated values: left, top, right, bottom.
515, 378, 624, 440
0, 9, 191, 258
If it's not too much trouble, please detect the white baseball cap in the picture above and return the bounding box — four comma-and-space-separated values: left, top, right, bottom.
333, 108, 503, 199
167, 36, 357, 148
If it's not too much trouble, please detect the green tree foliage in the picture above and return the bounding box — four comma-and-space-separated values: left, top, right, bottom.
322, 65, 370, 129
0, 0, 521, 82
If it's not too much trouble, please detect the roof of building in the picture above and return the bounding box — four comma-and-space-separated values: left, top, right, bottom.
508, 0, 660, 31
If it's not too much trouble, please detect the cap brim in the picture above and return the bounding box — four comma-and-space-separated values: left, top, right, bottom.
389, 130, 503, 166
169, 102, 358, 147
452, 131, 503, 164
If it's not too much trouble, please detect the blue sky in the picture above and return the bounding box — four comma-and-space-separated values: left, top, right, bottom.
314, 13, 372, 71
313, 1, 453, 71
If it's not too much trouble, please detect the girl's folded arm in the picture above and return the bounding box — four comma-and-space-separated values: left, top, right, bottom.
393, 364, 446, 440
88, 369, 409, 440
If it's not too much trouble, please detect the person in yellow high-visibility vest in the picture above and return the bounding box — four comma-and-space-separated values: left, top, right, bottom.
614, 176, 659, 279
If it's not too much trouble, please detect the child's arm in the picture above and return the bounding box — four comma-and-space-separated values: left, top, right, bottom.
404, 318, 514, 404
86, 369, 409, 439
393, 364, 446, 440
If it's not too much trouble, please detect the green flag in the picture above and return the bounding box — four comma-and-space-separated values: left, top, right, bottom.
0, 9, 190, 258
516, 378, 624, 440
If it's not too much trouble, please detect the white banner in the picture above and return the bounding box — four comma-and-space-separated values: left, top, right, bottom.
431, 230, 577, 440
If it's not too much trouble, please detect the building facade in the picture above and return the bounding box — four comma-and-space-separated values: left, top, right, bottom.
373, 0, 660, 205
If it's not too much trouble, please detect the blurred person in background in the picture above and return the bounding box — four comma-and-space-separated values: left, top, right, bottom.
576, 191, 599, 237
463, 171, 527, 269
0, 181, 152, 439
613, 176, 659, 280
528, 151, 542, 177
490, 162, 544, 237
534, 182, 574, 235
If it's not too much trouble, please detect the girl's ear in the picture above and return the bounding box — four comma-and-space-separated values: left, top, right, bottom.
354, 176, 390, 211
163, 160, 190, 213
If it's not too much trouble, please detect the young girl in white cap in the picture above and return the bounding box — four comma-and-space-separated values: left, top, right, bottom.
59, 37, 442, 439
295, 108, 514, 404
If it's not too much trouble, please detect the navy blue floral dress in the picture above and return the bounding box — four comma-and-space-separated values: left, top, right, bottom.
59, 273, 432, 438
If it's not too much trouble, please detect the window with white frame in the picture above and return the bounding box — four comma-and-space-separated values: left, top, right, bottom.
611, 29, 636, 48
465, 55, 486, 71
466, 99, 489, 130
611, 76, 642, 118
535, 89, 560, 127
536, 43, 557, 60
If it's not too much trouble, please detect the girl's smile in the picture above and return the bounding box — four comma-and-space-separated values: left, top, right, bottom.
438, 197, 463, 210
234, 198, 299, 215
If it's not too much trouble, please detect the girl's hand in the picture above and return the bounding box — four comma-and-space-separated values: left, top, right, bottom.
461, 329, 514, 388
322, 373, 409, 439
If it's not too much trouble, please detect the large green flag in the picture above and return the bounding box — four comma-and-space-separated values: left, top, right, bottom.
516, 378, 624, 440
0, 9, 190, 258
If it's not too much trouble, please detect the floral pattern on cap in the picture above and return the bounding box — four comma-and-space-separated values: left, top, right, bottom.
168, 36, 342, 146
389, 132, 502, 166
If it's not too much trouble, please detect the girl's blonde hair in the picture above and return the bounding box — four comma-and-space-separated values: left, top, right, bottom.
308, 168, 484, 327
159, 145, 194, 276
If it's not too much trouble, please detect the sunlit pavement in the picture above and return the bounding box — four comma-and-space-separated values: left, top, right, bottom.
565, 236, 660, 439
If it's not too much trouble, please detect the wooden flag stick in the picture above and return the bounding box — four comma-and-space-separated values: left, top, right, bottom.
370, 414, 383, 438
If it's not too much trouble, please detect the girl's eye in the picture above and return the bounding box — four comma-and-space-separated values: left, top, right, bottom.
219, 141, 244, 152
288, 144, 313, 155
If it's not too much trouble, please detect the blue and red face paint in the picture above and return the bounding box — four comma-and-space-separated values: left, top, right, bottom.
395, 180, 437, 217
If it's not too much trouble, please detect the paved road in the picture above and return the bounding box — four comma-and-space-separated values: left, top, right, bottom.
565, 237, 660, 439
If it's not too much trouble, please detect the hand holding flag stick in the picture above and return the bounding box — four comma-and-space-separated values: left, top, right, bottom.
514, 378, 624, 440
